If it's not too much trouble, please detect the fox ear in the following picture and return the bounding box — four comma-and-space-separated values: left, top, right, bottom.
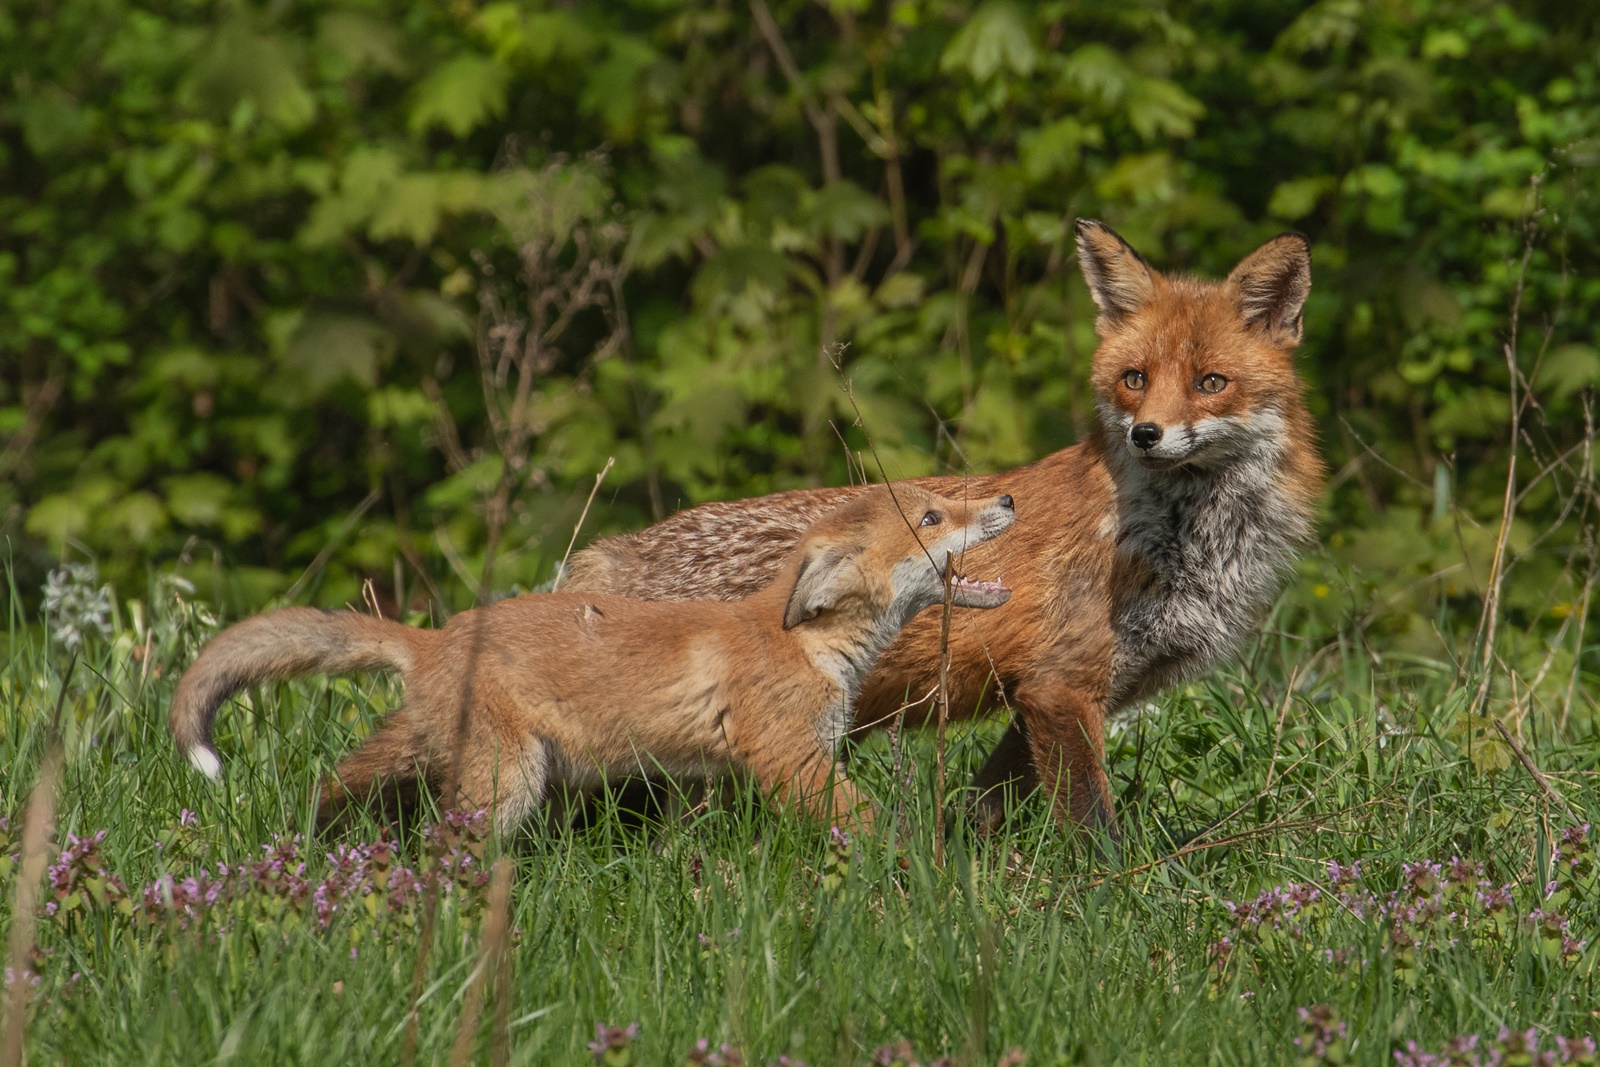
1228, 233, 1312, 347
782, 547, 857, 630
1075, 219, 1158, 334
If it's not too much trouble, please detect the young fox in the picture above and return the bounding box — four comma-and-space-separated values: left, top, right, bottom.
170, 485, 1016, 833
562, 221, 1325, 835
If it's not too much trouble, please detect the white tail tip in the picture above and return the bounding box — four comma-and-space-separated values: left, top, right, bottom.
187, 747, 222, 780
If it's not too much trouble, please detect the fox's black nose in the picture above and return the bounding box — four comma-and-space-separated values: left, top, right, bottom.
1130, 422, 1163, 450
997, 494, 1014, 510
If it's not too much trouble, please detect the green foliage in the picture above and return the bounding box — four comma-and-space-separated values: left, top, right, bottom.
2, 0, 1597, 725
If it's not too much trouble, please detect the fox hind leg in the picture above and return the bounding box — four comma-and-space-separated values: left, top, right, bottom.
318, 713, 432, 834
453, 734, 550, 837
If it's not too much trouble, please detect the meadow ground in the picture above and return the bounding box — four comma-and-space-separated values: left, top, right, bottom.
1, 573, 1596, 1066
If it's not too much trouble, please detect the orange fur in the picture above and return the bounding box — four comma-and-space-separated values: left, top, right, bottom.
564, 222, 1326, 836
169, 485, 1016, 834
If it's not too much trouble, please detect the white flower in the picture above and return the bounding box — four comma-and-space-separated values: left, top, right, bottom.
41, 562, 114, 651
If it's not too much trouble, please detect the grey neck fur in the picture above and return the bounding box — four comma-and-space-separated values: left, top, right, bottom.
1101, 408, 1312, 710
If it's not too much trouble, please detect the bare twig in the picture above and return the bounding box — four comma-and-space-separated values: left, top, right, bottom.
488, 863, 515, 1067
552, 457, 616, 589
1471, 209, 1539, 713
1262, 664, 1306, 795
750, 0, 845, 468
282, 488, 382, 603
0, 376, 63, 483
933, 556, 957, 868
410, 160, 626, 1063
1077, 799, 1387, 890
1492, 717, 1579, 823
0, 744, 60, 1067
420, 377, 473, 475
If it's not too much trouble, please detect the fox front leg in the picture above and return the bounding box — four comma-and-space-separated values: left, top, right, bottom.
1010, 679, 1119, 848
744, 742, 876, 834
967, 719, 1039, 835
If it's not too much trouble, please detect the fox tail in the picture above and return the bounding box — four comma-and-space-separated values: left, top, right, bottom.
170, 607, 430, 779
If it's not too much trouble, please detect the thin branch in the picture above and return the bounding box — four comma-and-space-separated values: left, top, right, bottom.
282, 489, 382, 603
933, 556, 956, 869
553, 457, 616, 588
1491, 716, 1578, 823
0, 376, 62, 483
1471, 212, 1539, 712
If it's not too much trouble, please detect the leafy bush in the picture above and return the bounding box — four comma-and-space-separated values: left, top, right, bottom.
2, 0, 1596, 727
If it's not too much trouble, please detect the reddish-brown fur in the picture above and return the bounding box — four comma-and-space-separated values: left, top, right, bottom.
169, 485, 1015, 833
563, 221, 1325, 834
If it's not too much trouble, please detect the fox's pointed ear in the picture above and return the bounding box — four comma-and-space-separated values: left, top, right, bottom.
1075, 219, 1158, 335
782, 547, 857, 630
1228, 233, 1312, 347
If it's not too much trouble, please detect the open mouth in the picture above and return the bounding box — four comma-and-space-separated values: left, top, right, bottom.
948, 573, 1011, 609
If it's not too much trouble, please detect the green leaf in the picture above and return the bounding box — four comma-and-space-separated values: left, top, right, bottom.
1058, 44, 1130, 105
1126, 79, 1205, 140
163, 473, 233, 528
300, 147, 403, 245
106, 492, 168, 544
317, 11, 408, 76
408, 55, 509, 138
874, 273, 926, 310
192, 20, 317, 131
1535, 344, 1600, 401
1267, 176, 1335, 220
26, 493, 93, 548
803, 181, 889, 243
368, 172, 491, 244
940, 1, 1037, 81
580, 36, 657, 138
283, 313, 392, 394
1019, 118, 1087, 182
1482, 186, 1534, 218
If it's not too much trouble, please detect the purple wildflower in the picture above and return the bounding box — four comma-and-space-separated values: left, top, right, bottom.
589, 1022, 639, 1065
1294, 1005, 1347, 1061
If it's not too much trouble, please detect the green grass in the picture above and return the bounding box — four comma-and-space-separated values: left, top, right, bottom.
1, 575, 1597, 1066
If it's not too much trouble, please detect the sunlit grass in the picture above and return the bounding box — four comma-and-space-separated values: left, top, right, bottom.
1, 570, 1596, 1065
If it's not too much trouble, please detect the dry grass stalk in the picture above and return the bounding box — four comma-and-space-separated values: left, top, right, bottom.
283, 488, 382, 603
407, 160, 627, 1062
2, 654, 77, 1067
488, 861, 515, 1067
1069, 799, 1391, 893
933, 557, 957, 869
1491, 717, 1579, 823
553, 456, 616, 588
1470, 224, 1535, 715
827, 346, 979, 849
0, 741, 64, 1067
447, 857, 516, 1067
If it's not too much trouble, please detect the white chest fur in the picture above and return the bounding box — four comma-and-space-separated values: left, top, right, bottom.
1105, 443, 1310, 709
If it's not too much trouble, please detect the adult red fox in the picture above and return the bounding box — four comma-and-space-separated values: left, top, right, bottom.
170, 485, 1016, 833
562, 221, 1325, 835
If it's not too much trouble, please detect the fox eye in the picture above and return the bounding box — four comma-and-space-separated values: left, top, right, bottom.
1122, 369, 1146, 390
919, 510, 942, 527
1197, 373, 1229, 394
